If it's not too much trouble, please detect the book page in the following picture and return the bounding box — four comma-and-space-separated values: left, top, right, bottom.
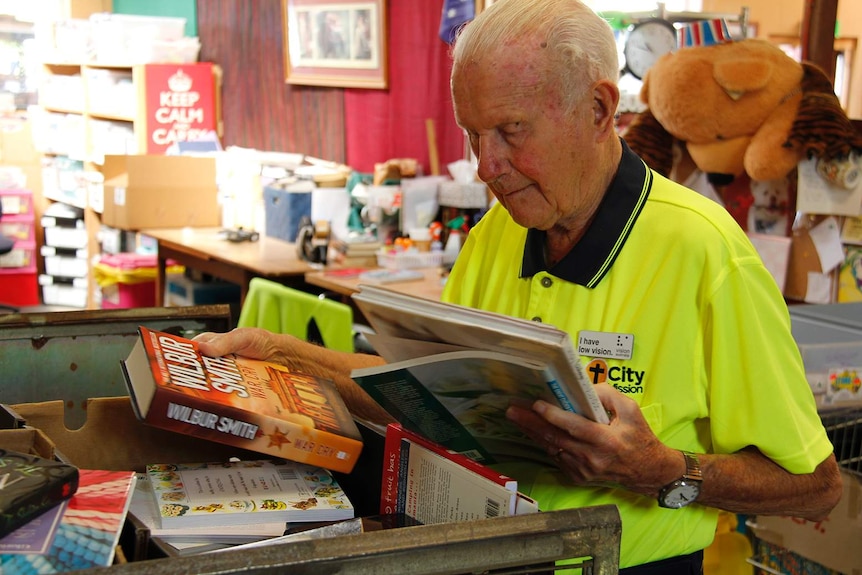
352, 351, 555, 465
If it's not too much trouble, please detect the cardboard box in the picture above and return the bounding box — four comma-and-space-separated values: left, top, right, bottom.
101, 155, 220, 230
751, 470, 862, 575
0, 426, 58, 460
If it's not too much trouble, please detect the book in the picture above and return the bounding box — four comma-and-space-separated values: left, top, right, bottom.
351, 285, 608, 424
128, 472, 289, 545
0, 469, 137, 573
353, 349, 561, 464
380, 423, 538, 525
145, 459, 354, 529
121, 326, 363, 474
0, 449, 79, 540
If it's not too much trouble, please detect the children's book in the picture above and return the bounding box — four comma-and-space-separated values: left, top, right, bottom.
145, 459, 354, 529
0, 449, 79, 540
0, 469, 137, 573
121, 326, 363, 474
380, 424, 538, 525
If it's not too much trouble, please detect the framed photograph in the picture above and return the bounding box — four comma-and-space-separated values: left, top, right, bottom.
282, 0, 388, 89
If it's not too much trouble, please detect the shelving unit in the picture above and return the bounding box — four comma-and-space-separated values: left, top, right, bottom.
31, 59, 221, 309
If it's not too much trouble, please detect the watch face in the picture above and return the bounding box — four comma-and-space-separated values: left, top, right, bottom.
623, 19, 677, 80
660, 480, 701, 509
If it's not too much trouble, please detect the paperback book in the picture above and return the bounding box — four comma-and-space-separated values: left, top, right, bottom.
129, 472, 289, 545
0, 449, 79, 540
351, 285, 608, 424
349, 285, 608, 464
0, 469, 137, 573
145, 459, 354, 529
381, 424, 538, 525
122, 326, 363, 474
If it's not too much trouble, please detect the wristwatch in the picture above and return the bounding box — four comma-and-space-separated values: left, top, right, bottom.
658, 451, 702, 509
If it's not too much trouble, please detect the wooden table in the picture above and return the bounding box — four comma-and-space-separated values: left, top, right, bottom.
142, 227, 313, 306
305, 266, 446, 302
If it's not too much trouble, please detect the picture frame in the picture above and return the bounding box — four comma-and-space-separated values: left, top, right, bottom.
282, 0, 388, 89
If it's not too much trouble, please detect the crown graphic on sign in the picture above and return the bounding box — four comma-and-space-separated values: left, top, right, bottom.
168, 70, 193, 92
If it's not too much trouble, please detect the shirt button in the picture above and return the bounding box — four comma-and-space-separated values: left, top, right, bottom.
531, 317, 542, 322
541, 277, 553, 288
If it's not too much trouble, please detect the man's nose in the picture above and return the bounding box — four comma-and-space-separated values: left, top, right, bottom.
475, 138, 506, 183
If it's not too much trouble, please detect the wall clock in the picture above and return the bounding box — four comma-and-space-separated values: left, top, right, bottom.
623, 18, 677, 80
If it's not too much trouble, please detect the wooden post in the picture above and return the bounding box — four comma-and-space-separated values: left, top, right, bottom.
801, 0, 839, 82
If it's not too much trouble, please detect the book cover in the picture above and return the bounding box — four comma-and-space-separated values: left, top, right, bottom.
146, 459, 354, 529
0, 469, 137, 573
380, 423, 537, 525
0, 449, 79, 540
351, 285, 609, 425
122, 326, 363, 474
352, 349, 560, 464
129, 472, 289, 545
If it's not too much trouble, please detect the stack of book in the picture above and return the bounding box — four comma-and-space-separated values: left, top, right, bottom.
0, 451, 137, 574
329, 236, 382, 267
130, 458, 356, 555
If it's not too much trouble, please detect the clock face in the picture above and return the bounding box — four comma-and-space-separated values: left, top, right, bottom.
623, 19, 677, 80
660, 480, 701, 509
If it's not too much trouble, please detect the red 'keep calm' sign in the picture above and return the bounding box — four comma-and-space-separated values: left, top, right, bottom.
143, 63, 217, 154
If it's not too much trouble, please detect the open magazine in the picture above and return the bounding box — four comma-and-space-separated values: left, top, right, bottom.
349, 285, 608, 463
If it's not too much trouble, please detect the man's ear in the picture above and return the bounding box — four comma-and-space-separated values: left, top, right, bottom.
592, 80, 620, 141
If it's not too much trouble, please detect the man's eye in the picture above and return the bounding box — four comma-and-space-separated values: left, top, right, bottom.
502, 123, 522, 135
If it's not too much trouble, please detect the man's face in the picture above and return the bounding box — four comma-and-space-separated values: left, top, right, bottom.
452, 40, 599, 231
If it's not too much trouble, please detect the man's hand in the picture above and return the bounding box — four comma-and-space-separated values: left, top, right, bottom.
194, 327, 296, 365
506, 383, 681, 497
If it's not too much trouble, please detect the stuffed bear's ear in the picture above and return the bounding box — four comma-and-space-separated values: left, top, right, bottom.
623, 108, 675, 177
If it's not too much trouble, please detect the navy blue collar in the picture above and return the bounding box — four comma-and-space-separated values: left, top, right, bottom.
520, 139, 652, 287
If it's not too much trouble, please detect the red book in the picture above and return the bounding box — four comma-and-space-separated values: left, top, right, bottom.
121, 326, 363, 474
381, 423, 536, 523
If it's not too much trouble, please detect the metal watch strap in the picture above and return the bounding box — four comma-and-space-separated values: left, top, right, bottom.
682, 451, 702, 481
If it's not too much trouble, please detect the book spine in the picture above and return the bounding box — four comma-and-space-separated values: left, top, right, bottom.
0, 455, 79, 539
380, 425, 403, 515
146, 390, 363, 474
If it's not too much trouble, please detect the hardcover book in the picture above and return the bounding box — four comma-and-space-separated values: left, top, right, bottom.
380, 423, 537, 525
0, 449, 79, 541
0, 469, 136, 573
122, 326, 363, 474
145, 459, 354, 529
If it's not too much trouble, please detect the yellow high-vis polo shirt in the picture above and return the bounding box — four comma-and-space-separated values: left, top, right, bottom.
442, 141, 833, 568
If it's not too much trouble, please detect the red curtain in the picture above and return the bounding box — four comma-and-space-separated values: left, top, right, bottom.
344, 1, 465, 175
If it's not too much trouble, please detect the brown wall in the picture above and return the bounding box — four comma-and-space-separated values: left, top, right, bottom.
196, 0, 347, 162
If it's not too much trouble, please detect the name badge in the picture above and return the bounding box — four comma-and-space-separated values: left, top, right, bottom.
578, 330, 634, 360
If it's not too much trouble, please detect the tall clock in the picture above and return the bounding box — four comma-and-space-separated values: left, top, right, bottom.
623, 18, 677, 80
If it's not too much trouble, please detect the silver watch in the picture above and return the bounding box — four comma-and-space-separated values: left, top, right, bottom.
658, 451, 703, 509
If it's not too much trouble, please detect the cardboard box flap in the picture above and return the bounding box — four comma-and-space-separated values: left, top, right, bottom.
11, 397, 266, 472
0, 428, 57, 459
102, 155, 217, 188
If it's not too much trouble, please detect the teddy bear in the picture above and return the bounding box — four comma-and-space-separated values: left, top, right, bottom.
624, 38, 862, 234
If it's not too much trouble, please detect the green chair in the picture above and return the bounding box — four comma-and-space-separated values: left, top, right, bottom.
237, 277, 355, 352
